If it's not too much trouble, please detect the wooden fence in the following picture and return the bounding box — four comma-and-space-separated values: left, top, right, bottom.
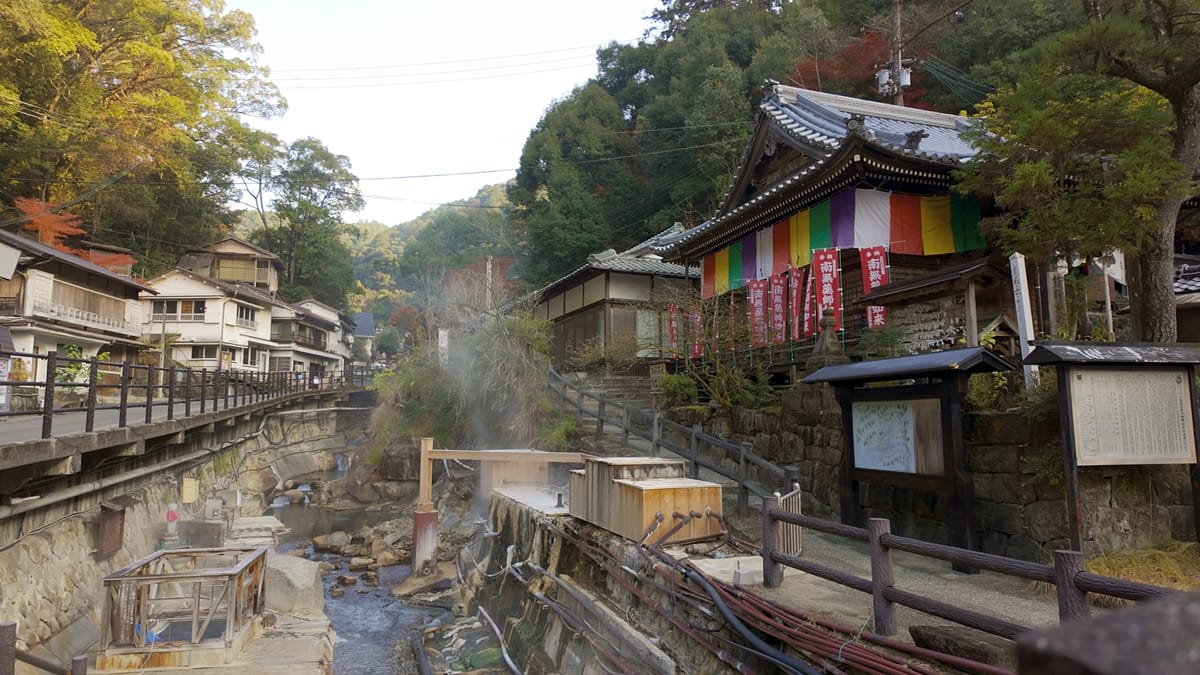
761, 498, 1177, 639
548, 368, 795, 514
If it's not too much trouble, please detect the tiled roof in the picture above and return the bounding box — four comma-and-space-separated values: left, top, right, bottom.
353, 312, 375, 336
651, 86, 978, 255
532, 225, 699, 302
771, 88, 978, 163
1175, 264, 1200, 293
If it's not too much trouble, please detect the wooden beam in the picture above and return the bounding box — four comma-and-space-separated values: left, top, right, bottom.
965, 280, 979, 347
427, 449, 585, 463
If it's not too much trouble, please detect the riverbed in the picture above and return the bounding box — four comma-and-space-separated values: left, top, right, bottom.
269, 487, 446, 673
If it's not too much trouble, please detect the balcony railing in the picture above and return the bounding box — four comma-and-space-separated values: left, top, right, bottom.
34, 300, 138, 335
235, 317, 258, 330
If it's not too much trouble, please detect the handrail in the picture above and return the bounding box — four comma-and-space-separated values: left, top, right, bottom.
760, 502, 1179, 639
547, 367, 794, 515
2, 621, 87, 673
0, 348, 376, 440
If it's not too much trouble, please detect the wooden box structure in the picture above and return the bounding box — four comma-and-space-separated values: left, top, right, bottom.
569, 456, 724, 544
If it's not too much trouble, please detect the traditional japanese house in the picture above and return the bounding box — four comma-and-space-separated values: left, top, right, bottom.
533, 225, 698, 372
652, 85, 1028, 372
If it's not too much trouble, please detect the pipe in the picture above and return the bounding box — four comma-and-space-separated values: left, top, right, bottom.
477, 605, 523, 675
679, 567, 822, 675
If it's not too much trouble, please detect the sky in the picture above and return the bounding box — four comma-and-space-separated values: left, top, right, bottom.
226, 0, 662, 226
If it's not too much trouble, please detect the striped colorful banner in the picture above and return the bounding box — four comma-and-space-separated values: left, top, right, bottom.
698, 189, 983, 297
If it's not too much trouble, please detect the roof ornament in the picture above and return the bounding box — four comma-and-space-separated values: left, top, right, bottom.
904, 130, 929, 151
587, 249, 618, 264
845, 114, 868, 138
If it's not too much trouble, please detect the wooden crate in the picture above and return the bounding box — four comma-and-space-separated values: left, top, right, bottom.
569, 456, 722, 544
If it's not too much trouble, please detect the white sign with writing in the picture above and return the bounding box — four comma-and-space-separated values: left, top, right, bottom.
851, 400, 917, 473
1068, 367, 1197, 465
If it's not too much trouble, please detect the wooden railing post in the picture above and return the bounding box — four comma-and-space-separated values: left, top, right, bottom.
689, 424, 701, 479
595, 392, 606, 443
118, 360, 131, 427
761, 496, 784, 588
41, 350, 57, 439
868, 517, 897, 636
1, 620, 15, 675
69, 654, 87, 674
85, 356, 99, 433
1054, 549, 1090, 622
738, 442, 752, 516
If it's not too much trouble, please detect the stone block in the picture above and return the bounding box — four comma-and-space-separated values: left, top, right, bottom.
1004, 534, 1045, 563
966, 445, 1021, 474
1016, 591, 1200, 675
1025, 500, 1067, 543
265, 552, 324, 614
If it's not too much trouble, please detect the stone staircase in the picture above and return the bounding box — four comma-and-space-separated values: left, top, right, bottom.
572, 373, 657, 410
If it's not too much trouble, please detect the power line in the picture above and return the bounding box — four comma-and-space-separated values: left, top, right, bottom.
260, 39, 643, 73
281, 63, 601, 89
268, 54, 598, 83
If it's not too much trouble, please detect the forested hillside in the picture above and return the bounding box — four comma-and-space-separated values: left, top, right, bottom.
6, 1, 1199, 340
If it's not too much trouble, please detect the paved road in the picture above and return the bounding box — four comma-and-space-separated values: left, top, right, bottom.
0, 388, 337, 445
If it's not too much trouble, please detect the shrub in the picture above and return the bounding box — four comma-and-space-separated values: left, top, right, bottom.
658, 374, 698, 409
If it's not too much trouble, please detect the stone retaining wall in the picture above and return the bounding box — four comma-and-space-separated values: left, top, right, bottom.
668, 385, 1195, 560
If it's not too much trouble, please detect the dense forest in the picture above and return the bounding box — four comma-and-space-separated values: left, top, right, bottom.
3, 1, 1199, 340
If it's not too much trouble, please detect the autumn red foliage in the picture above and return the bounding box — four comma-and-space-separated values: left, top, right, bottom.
14, 197, 136, 273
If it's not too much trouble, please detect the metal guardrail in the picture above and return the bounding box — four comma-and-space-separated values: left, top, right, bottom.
547, 368, 794, 514
0, 349, 375, 440
760, 503, 1178, 640
1, 621, 87, 674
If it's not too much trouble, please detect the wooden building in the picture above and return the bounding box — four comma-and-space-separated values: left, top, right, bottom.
533, 225, 698, 370
652, 85, 1027, 367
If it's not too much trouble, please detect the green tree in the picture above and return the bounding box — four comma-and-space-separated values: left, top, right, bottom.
253, 137, 364, 306
0, 0, 283, 275
1065, 0, 1200, 342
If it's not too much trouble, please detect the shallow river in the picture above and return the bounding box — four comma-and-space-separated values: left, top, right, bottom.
269, 490, 445, 673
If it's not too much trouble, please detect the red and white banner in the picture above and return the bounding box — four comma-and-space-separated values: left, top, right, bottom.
769, 274, 786, 345
789, 266, 805, 342
860, 246, 889, 327
689, 310, 703, 359
802, 265, 816, 337
747, 279, 768, 347
813, 248, 842, 332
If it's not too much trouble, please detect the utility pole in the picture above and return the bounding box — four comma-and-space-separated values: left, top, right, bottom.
892, 0, 904, 106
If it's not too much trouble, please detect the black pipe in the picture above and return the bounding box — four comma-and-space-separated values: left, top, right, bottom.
680, 567, 822, 675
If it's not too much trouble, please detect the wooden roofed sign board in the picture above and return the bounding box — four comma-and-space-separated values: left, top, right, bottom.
1024, 343, 1200, 549
805, 347, 1015, 571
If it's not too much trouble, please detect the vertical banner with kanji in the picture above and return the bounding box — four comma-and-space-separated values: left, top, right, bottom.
747, 279, 768, 347
859, 246, 890, 327
689, 310, 703, 359
813, 248, 842, 331
667, 305, 679, 357
789, 266, 805, 341
769, 273, 786, 344
802, 264, 816, 337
